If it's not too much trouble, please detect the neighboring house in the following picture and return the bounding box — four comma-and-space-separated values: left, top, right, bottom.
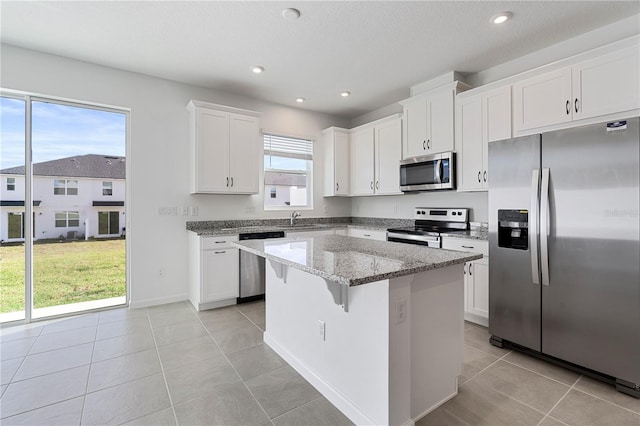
1, 154, 125, 242
264, 171, 307, 207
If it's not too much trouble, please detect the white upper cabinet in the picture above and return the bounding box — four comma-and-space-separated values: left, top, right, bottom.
400, 81, 469, 159
513, 45, 639, 135
349, 116, 402, 197
322, 127, 350, 196
350, 127, 376, 195
188, 100, 261, 194
374, 118, 402, 195
456, 85, 511, 192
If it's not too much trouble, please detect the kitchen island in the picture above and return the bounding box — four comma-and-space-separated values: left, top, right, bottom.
232, 235, 481, 426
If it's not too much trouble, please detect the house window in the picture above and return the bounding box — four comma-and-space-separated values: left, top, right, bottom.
55, 211, 80, 227
54, 179, 78, 195
6, 177, 15, 191
102, 181, 113, 196
8, 212, 23, 238
263, 133, 312, 209
98, 211, 120, 235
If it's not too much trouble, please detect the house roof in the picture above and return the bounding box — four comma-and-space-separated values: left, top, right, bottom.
264, 171, 306, 187
1, 155, 125, 179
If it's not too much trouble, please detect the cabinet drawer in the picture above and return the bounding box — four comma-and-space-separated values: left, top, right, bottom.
202, 235, 238, 250
442, 238, 488, 256
348, 228, 387, 241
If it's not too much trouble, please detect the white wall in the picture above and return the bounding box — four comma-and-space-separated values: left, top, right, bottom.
1, 44, 351, 308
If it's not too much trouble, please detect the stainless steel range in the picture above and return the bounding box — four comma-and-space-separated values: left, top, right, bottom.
387, 208, 469, 247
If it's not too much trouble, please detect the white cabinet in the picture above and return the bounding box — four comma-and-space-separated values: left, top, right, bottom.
400, 81, 470, 159
350, 116, 402, 196
322, 127, 350, 196
441, 237, 488, 326
188, 100, 261, 194
513, 46, 639, 134
456, 86, 511, 191
347, 228, 387, 241
188, 233, 239, 311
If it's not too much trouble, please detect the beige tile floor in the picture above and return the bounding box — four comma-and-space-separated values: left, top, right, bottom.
1, 301, 638, 425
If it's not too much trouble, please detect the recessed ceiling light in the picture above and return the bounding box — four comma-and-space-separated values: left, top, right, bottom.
341, 91, 351, 97
282, 8, 301, 20
491, 12, 512, 24
251, 65, 265, 74
296, 98, 305, 103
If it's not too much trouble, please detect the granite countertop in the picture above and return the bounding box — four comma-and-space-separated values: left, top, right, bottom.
231, 235, 482, 287
439, 227, 488, 241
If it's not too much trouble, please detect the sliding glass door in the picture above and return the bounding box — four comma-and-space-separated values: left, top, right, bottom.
0, 94, 128, 323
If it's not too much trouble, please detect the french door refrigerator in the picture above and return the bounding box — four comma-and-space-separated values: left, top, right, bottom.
488, 117, 640, 397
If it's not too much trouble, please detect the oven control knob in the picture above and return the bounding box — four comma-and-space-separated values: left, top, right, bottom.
421, 210, 425, 214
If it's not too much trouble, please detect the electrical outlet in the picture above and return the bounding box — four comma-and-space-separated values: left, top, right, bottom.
159, 268, 164, 277
323, 204, 328, 213
318, 320, 326, 341
182, 206, 189, 216
395, 299, 407, 324
190, 206, 199, 216
393, 204, 398, 214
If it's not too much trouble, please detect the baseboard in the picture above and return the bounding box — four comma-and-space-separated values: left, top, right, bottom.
411, 390, 458, 423
129, 293, 188, 309
264, 332, 383, 426
196, 298, 236, 311
464, 313, 488, 327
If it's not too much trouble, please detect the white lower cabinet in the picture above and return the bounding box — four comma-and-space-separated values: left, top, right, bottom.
188, 233, 239, 311
441, 237, 489, 326
347, 228, 387, 241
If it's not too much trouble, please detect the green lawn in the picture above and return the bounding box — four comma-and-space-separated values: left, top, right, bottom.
0, 239, 126, 313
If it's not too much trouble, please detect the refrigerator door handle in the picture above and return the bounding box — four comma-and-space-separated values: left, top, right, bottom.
540, 168, 550, 286
530, 169, 540, 285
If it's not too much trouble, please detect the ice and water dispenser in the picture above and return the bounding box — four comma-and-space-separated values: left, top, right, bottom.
498, 210, 529, 250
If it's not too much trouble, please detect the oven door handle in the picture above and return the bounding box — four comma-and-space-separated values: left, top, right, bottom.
386, 232, 440, 244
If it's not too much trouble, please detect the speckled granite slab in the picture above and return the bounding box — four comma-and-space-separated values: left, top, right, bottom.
439, 227, 488, 240
231, 235, 482, 287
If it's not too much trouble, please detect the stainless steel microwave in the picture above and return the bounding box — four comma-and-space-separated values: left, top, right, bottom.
399, 152, 455, 191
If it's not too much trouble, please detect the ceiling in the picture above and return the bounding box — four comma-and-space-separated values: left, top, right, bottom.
1, 1, 638, 119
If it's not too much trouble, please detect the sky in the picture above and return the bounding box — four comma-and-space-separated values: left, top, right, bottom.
0, 97, 126, 170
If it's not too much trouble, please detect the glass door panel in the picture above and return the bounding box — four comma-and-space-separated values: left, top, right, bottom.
30, 100, 127, 318
0, 96, 26, 323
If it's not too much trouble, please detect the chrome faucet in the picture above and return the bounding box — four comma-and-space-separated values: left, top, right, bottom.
290, 210, 301, 225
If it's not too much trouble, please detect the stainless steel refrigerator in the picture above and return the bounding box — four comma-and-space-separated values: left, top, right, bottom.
488, 117, 640, 397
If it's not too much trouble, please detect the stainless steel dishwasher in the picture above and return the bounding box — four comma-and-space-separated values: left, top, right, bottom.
238, 230, 285, 303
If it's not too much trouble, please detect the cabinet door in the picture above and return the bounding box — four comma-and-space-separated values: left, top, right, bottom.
428, 88, 455, 153
484, 86, 512, 144
403, 98, 428, 158
196, 108, 229, 192
572, 46, 640, 121
202, 248, 239, 302
322, 131, 336, 197
513, 68, 572, 133
350, 127, 375, 195
456, 95, 484, 191
375, 118, 402, 195
467, 258, 489, 319
334, 131, 350, 195
229, 113, 259, 194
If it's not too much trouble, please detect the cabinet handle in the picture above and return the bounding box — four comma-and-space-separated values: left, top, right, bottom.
370, 181, 374, 190
375, 181, 379, 190
336, 182, 339, 191
478, 171, 481, 183
230, 177, 234, 187
483, 171, 487, 182
226, 177, 229, 187
427, 139, 430, 149
566, 100, 570, 115
463, 264, 467, 275
423, 140, 426, 150
574, 98, 579, 113
214, 251, 226, 254
364, 234, 371, 237
462, 245, 474, 249
469, 263, 473, 276
214, 241, 226, 244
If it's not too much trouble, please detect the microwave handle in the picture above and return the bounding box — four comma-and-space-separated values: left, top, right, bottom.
435, 159, 442, 183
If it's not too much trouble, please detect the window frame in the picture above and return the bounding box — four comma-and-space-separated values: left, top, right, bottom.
102, 181, 113, 196
6, 177, 15, 191
54, 211, 80, 228
53, 179, 78, 195
263, 132, 313, 211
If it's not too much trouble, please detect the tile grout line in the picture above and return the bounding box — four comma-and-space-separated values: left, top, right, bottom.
79, 316, 100, 425
568, 382, 640, 417
500, 356, 580, 387
3, 324, 44, 386
146, 308, 180, 426
536, 375, 581, 426
269, 394, 326, 423
193, 304, 274, 424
